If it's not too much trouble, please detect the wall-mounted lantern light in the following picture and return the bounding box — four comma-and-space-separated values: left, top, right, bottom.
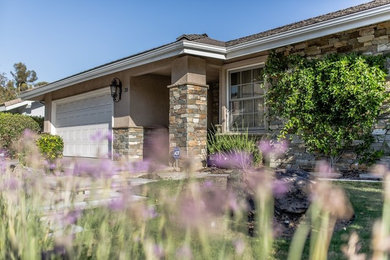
110, 78, 122, 102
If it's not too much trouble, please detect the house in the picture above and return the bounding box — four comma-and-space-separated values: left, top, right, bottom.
21, 1, 390, 169
0, 98, 45, 117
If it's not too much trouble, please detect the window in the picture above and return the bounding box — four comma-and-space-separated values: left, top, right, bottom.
228, 67, 266, 131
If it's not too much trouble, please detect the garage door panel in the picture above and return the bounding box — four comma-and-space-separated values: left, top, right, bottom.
56, 124, 111, 157
54, 90, 112, 158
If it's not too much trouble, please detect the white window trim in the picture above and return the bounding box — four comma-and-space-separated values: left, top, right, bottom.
226, 62, 267, 133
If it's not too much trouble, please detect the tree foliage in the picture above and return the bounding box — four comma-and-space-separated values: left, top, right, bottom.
10, 62, 38, 92
0, 62, 44, 103
0, 73, 16, 104
264, 52, 389, 164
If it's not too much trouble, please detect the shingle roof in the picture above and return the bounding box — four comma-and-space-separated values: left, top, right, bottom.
176, 33, 226, 47
1, 98, 22, 107
226, 0, 390, 46
176, 1, 390, 47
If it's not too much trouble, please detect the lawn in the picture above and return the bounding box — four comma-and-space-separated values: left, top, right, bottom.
141, 179, 384, 259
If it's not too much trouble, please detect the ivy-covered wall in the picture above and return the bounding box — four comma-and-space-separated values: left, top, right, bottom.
265, 21, 390, 171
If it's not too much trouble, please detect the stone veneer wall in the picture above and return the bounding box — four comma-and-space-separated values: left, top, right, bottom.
265, 21, 390, 171
208, 82, 219, 128
113, 127, 144, 160
169, 84, 208, 169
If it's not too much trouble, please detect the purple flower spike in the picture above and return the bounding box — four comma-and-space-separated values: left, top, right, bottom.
63, 209, 82, 225
106, 131, 113, 142
272, 179, 288, 197
176, 245, 192, 259
258, 139, 288, 157
209, 151, 252, 169
143, 205, 158, 219
108, 195, 127, 211
233, 239, 245, 255
203, 180, 214, 188
127, 160, 150, 174
23, 129, 34, 139
3, 177, 19, 190
153, 244, 165, 259
258, 140, 273, 155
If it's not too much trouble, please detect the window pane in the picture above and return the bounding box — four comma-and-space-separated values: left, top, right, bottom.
230, 101, 241, 114
254, 98, 265, 113
254, 113, 264, 128
241, 84, 252, 98
243, 114, 254, 128
242, 100, 254, 113
231, 85, 240, 99
231, 72, 240, 85
242, 70, 251, 84
230, 114, 243, 129
253, 68, 263, 82
254, 83, 265, 96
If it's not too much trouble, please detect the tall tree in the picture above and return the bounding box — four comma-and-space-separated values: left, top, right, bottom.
34, 81, 48, 87
10, 62, 38, 92
0, 73, 16, 104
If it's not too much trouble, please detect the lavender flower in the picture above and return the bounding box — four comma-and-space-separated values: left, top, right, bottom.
126, 160, 151, 174
2, 177, 19, 190
108, 196, 126, 211
176, 245, 192, 259
143, 205, 158, 219
209, 151, 252, 169
153, 244, 165, 259
258, 139, 288, 157
233, 239, 245, 255
272, 179, 288, 197
62, 209, 82, 225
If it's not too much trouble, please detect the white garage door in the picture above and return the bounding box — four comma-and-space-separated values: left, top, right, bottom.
53, 88, 112, 158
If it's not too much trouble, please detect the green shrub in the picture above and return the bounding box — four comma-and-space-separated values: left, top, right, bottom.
30, 115, 44, 131
36, 134, 64, 161
0, 113, 40, 156
207, 130, 262, 166
265, 52, 389, 166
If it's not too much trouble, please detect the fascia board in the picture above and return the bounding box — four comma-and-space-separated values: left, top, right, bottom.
4, 101, 30, 111
20, 41, 185, 100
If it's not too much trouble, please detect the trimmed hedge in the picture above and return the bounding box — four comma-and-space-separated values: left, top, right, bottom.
0, 113, 40, 156
36, 134, 64, 161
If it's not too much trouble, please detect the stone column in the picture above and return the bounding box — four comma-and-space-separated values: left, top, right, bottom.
113, 126, 144, 160
169, 56, 208, 169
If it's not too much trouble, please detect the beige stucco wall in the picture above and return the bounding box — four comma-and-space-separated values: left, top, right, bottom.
41, 57, 177, 131
130, 74, 170, 128
43, 93, 52, 133
171, 55, 206, 86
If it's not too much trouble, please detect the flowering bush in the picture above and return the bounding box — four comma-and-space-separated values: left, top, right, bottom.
36, 134, 64, 161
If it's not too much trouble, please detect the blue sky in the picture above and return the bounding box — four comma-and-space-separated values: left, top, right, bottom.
0, 0, 368, 83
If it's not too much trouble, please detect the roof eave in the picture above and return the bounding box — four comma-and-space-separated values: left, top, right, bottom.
226, 3, 390, 59
20, 41, 227, 100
